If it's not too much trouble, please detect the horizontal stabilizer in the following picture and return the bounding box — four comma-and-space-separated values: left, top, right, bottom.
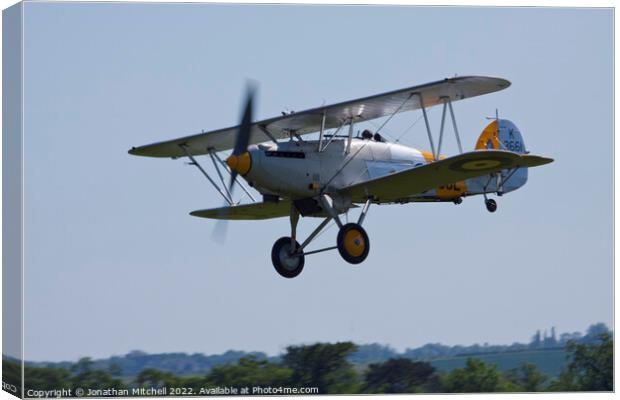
519, 154, 554, 168
190, 201, 290, 220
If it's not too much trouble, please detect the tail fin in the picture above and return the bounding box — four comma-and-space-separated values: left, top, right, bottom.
472, 119, 527, 194
475, 119, 526, 154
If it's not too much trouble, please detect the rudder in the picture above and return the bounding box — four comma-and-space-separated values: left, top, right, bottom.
470, 119, 528, 194
475, 119, 527, 154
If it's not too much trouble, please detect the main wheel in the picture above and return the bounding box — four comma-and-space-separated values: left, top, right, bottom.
271, 237, 305, 278
485, 199, 497, 213
337, 223, 370, 264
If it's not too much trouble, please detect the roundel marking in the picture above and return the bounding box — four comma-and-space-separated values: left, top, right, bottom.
460, 159, 502, 170
448, 155, 513, 173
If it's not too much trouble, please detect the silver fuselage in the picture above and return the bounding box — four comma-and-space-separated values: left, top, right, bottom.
244, 137, 526, 207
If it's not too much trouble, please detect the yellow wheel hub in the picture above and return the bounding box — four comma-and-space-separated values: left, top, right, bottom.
344, 229, 366, 257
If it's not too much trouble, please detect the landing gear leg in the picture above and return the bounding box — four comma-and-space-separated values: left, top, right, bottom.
271, 205, 305, 279
496, 172, 504, 197
483, 175, 498, 213
290, 205, 300, 251
271, 196, 373, 276
319, 194, 343, 228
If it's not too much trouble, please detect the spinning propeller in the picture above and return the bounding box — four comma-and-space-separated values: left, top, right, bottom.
225, 85, 255, 197
212, 85, 256, 243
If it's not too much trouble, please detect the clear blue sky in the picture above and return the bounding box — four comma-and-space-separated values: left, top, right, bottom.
20, 3, 612, 362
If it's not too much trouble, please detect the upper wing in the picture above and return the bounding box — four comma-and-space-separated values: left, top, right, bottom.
129, 76, 510, 158
341, 150, 553, 203
189, 201, 290, 220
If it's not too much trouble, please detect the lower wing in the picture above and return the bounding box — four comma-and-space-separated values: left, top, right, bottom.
190, 201, 291, 220
340, 150, 553, 203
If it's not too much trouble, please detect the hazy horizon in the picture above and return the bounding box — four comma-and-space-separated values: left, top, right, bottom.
7, 320, 609, 363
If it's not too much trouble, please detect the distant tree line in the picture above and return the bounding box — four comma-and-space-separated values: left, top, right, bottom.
401, 323, 611, 360
11, 323, 609, 380
2, 332, 612, 396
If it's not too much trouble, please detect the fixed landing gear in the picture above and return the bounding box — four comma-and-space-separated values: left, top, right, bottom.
481, 173, 500, 213
337, 223, 370, 264
270, 196, 372, 278
271, 237, 305, 278
485, 198, 497, 213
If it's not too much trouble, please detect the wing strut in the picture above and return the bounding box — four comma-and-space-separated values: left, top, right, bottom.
210, 150, 256, 202
180, 144, 233, 205
208, 149, 233, 202
448, 99, 463, 153
417, 92, 437, 159
257, 124, 279, 145
437, 100, 448, 158
317, 111, 326, 152
416, 93, 464, 160
346, 118, 355, 154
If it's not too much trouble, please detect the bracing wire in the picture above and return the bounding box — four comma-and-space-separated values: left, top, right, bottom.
374, 93, 414, 135
395, 114, 425, 143
366, 111, 425, 146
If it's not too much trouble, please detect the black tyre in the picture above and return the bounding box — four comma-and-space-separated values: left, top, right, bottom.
336, 223, 370, 264
485, 199, 497, 213
271, 237, 305, 278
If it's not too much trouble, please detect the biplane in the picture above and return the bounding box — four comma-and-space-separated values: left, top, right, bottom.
129, 76, 553, 278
